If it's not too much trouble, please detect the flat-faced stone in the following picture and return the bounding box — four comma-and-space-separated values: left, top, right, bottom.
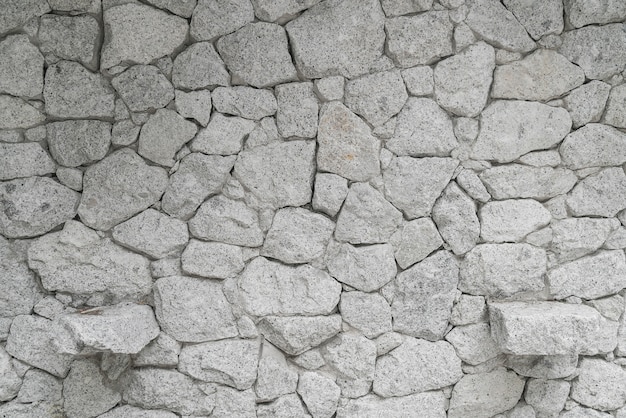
445, 323, 500, 365
0, 143, 55, 180
112, 65, 174, 112
561, 123, 626, 169
138, 109, 197, 167
565, 0, 626, 28
181, 240, 244, 279
336, 392, 446, 418
566, 167, 626, 217
133, 332, 180, 368
0, 34, 44, 97
340, 292, 392, 339
190, 0, 254, 41
503, 0, 563, 39
0, 0, 50, 35
63, 358, 121, 418
326, 242, 397, 291
47, 120, 111, 168
298, 371, 340, 418
322, 333, 377, 380
257, 394, 310, 418
551, 217, 619, 262
191, 114, 255, 155
565, 81, 611, 128
345, 70, 407, 127
480, 164, 577, 200
172, 42, 230, 90
39, 15, 99, 70
276, 81, 319, 138
525, 378, 570, 416
212, 86, 277, 120
572, 358, 626, 411
174, 90, 212, 126
312, 173, 349, 217
258, 315, 342, 355
432, 182, 479, 255
480, 199, 552, 242
390, 218, 443, 269
0, 95, 45, 129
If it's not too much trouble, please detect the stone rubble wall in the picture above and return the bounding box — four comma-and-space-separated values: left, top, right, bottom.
1, 0, 626, 416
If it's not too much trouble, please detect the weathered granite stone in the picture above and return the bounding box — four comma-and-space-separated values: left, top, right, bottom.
172, 42, 230, 90
276, 81, 318, 138
190, 0, 254, 41
0, 34, 44, 97
255, 342, 298, 401
507, 354, 578, 379
133, 332, 180, 368
0, 346, 21, 402
432, 182, 479, 255
564, 0, 626, 28
445, 323, 500, 365
0, 0, 50, 35
503, 0, 563, 39
340, 292, 392, 339
145, 0, 197, 17
480, 165, 577, 201
15, 368, 62, 404
139, 109, 197, 167
322, 333, 377, 380
344, 70, 407, 127
0, 237, 39, 320
525, 378, 570, 417
297, 371, 340, 418
0, 143, 55, 180
191, 114, 255, 155
212, 86, 277, 120
212, 386, 257, 418
63, 359, 121, 418
174, 90, 212, 126
566, 167, 626, 217
258, 315, 342, 355
456, 169, 491, 203
336, 391, 446, 418
326, 242, 397, 291
112, 120, 140, 146
181, 240, 244, 279
565, 81, 611, 128
251, 0, 321, 22
518, 149, 561, 167
312, 173, 348, 217
480, 199, 551, 242
99, 405, 178, 418
112, 65, 174, 112
0, 95, 45, 129
571, 358, 626, 411
605, 84, 626, 129
450, 294, 487, 326
39, 15, 99, 70
390, 218, 443, 269
551, 218, 620, 262
257, 394, 310, 418
47, 120, 111, 168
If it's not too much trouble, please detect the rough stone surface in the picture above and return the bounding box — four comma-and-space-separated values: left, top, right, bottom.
432, 182, 480, 255
551, 217, 620, 262
258, 315, 342, 355
326, 242, 397, 291
0, 34, 44, 97
0, 95, 45, 129
503, 0, 563, 40
276, 82, 319, 138
172, 42, 230, 90
480, 164, 577, 200
174, 90, 212, 126
47, 120, 111, 168
212, 86, 277, 120
139, 109, 198, 167
181, 240, 244, 279
63, 358, 121, 418
445, 323, 500, 365
190, 0, 254, 41
191, 113, 255, 156
39, 15, 99, 70
566, 167, 626, 217
390, 218, 443, 269
565, 0, 626, 28
336, 392, 445, 418
340, 292, 392, 339
565, 81, 611, 128
0, 0, 50, 36
312, 173, 349, 217
255, 342, 298, 401
345, 70, 407, 127
571, 358, 626, 411
113, 65, 174, 112
0, 236, 39, 320
0, 143, 55, 181
605, 84, 626, 129
479, 199, 552, 242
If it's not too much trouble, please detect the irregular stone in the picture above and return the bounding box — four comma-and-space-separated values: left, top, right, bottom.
465, 0, 535, 52
191, 114, 255, 155
456, 169, 491, 203
314, 76, 345, 101
562, 406, 613, 418
0, 143, 55, 180
450, 294, 487, 326
551, 217, 619, 262
317, 102, 380, 181
327, 242, 397, 291
44, 60, 115, 119
565, 81, 611, 128
0, 0, 50, 35
99, 405, 178, 418
559, 24, 626, 80
460, 244, 546, 297
390, 218, 443, 269
111, 120, 140, 146
471, 100, 571, 162
133, 332, 180, 367
492, 49, 584, 101
5, 315, 73, 377
298, 371, 340, 418
0, 346, 21, 402
0, 401, 65, 418
122, 368, 215, 416
236, 140, 314, 208
112, 65, 174, 112
344, 70, 407, 127
503, 0, 563, 39
292, 349, 325, 370
63, 359, 121, 418
448, 368, 525, 418
567, 167, 626, 217
480, 165, 577, 201
255, 342, 298, 401
321, 333, 376, 380
181, 240, 244, 279
0, 176, 79, 238
174, 90, 212, 126
47, 0, 97, 13
565, 0, 626, 28
373, 337, 463, 397
172, 42, 230, 90
47, 120, 111, 168
39, 15, 99, 70
189, 195, 263, 246
138, 108, 198, 167
380, 0, 432, 16
212, 86, 277, 120
190, 0, 254, 41
336, 391, 446, 418
144, 0, 196, 17
480, 199, 551, 242
212, 386, 257, 418
237, 257, 341, 316
217, 23, 297, 88
0, 237, 39, 320
434, 42, 495, 117
446, 323, 500, 365
0, 95, 45, 129
275, 82, 318, 138
604, 84, 626, 129
285, 0, 385, 78
518, 149, 561, 167
0, 34, 44, 97
489, 301, 603, 355
258, 315, 342, 355
257, 394, 310, 418
386, 12, 453, 67
262, 207, 334, 264
16, 368, 62, 404
154, 276, 237, 342
162, 154, 235, 219
312, 173, 349, 217
525, 378, 570, 416
78, 149, 168, 230
383, 157, 458, 219
432, 182, 479, 255
572, 358, 626, 411
179, 338, 260, 389
101, 3, 188, 69
507, 354, 578, 379
386, 98, 458, 157
340, 291, 392, 338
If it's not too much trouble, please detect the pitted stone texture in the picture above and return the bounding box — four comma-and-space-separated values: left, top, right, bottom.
0, 143, 55, 180
432, 182, 479, 255
559, 24, 626, 80
154, 276, 238, 342
561, 124, 626, 170
172, 42, 230, 90
112, 65, 174, 112
312, 173, 348, 217
507, 354, 578, 379
445, 323, 500, 365
571, 358, 626, 411
276, 82, 318, 138
212, 386, 257, 418
0, 34, 44, 97
386, 98, 458, 157
234, 140, 315, 209
390, 218, 443, 269
480, 165, 577, 200
175, 90, 212, 126
0, 177, 79, 239
392, 251, 459, 341
145, 0, 197, 17
492, 49, 585, 101
28, 220, 152, 303
212, 86, 277, 120
258, 315, 342, 355
340, 292, 392, 339
63, 358, 121, 418
39, 15, 99, 70
0, 236, 39, 319
434, 42, 495, 117
139, 109, 198, 167
373, 338, 463, 397
450, 294, 487, 326
322, 333, 377, 380
344, 70, 407, 127
257, 394, 310, 418
255, 342, 298, 401
489, 301, 603, 355
0, 95, 45, 129
551, 217, 619, 262
99, 405, 178, 418
47, 120, 111, 168
285, 0, 385, 78
480, 199, 551, 242
565, 81, 611, 128
217, 23, 297, 88
190, 0, 254, 41
337, 391, 445, 418
298, 371, 340, 418
448, 368, 525, 418
181, 240, 244, 279
191, 114, 255, 156
472, 100, 571, 163
48, 0, 97, 13
564, 0, 626, 28
0, 346, 22, 402
503, 0, 563, 40
460, 243, 546, 297
262, 207, 334, 264
112, 209, 188, 259
44, 61, 115, 119
326, 242, 397, 291
237, 257, 341, 316
605, 84, 626, 129
525, 378, 570, 417
0, 0, 50, 35
383, 157, 458, 219
567, 167, 626, 217
133, 332, 180, 368
162, 154, 235, 219
252, 0, 321, 22
101, 3, 188, 69
78, 149, 168, 231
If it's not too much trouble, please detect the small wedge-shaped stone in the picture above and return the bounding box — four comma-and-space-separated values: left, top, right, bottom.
560, 123, 626, 169
0, 177, 79, 238
503, 0, 563, 40
258, 315, 342, 355
336, 392, 446, 418
0, 34, 44, 97
345, 70, 407, 127
191, 113, 255, 155
373, 337, 463, 397
480, 164, 577, 201
190, 0, 254, 41
78, 149, 168, 230
154, 276, 238, 342
0, 95, 45, 129
179, 338, 260, 389
133, 332, 180, 368
551, 217, 620, 262
565, 81, 611, 128
47, 120, 111, 168
390, 218, 443, 269
285, 0, 385, 78
101, 3, 188, 69
252, 0, 321, 22
506, 354, 578, 379
386, 98, 458, 157
39, 15, 100, 70
326, 242, 397, 291
212, 86, 277, 120
432, 182, 479, 255
565, 0, 626, 28
445, 323, 500, 365
571, 358, 626, 411
181, 240, 244, 279
460, 243, 546, 297
0, 143, 55, 180
480, 199, 551, 242
548, 250, 626, 300
0, 0, 50, 36
493, 50, 584, 101
322, 333, 377, 380
489, 301, 603, 355
54, 303, 159, 355
566, 167, 626, 217
112, 65, 174, 112
139, 109, 198, 167
172, 42, 230, 90
28, 220, 153, 303
237, 257, 341, 316
317, 102, 380, 182
472, 100, 571, 162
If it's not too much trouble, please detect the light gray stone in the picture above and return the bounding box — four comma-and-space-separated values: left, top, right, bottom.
326, 242, 397, 291
446, 323, 500, 365
181, 240, 244, 279
212, 386, 256, 418
518, 149, 561, 167
567, 167, 626, 217
314, 76, 345, 101
322, 333, 377, 380
432, 182, 479, 255
434, 41, 495, 117
258, 315, 342, 355
191, 113, 255, 155
565, 81, 611, 128
48, 0, 97, 13
492, 49, 584, 101
340, 291, 392, 338
154, 275, 238, 342
572, 358, 626, 411
63, 359, 120, 418
15, 369, 62, 404
101, 3, 188, 69
298, 371, 340, 418
401, 66, 433, 96
145, 0, 196, 17
503, 0, 563, 39
133, 332, 180, 367
380, 0, 432, 17
525, 378, 570, 416
480, 199, 552, 242
0, 34, 43, 97
390, 218, 443, 269
336, 391, 446, 418
604, 84, 626, 129
480, 165, 577, 200
312, 173, 349, 217
472, 100, 571, 163
172, 42, 230, 90
0, 176, 79, 238
111, 120, 140, 146
0, 0, 50, 35
190, 0, 254, 41
0, 95, 44, 129
345, 70, 407, 127
451, 294, 487, 326
563, 406, 613, 418
257, 394, 311, 418
56, 167, 82, 191
212, 86, 277, 120
285, 0, 385, 78
565, 0, 626, 28
99, 405, 178, 418
47, 120, 111, 168
456, 169, 491, 203
139, 108, 198, 167
0, 143, 55, 180
0, 237, 39, 320
276, 81, 318, 138
373, 337, 463, 397
174, 90, 212, 126
39, 15, 99, 70
251, 0, 321, 22
112, 65, 174, 112
551, 217, 620, 262
255, 342, 298, 401
507, 354, 577, 379
0, 346, 21, 402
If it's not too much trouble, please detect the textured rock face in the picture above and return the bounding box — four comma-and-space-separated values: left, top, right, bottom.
0, 34, 44, 97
